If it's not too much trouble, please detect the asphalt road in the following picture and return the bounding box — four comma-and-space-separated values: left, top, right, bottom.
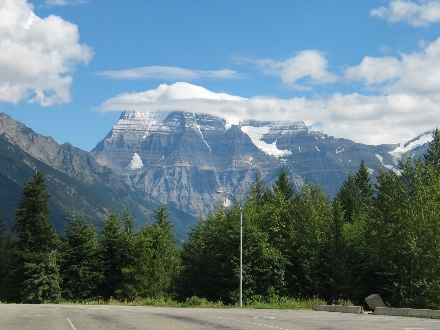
1, 304, 440, 330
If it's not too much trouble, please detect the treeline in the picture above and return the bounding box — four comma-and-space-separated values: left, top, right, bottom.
0, 173, 179, 303
0, 129, 439, 308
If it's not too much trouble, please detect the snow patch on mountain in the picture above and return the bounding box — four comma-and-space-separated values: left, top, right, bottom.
376, 153, 397, 172
128, 153, 144, 170
241, 125, 292, 157
113, 111, 172, 141
195, 123, 212, 153
388, 132, 432, 163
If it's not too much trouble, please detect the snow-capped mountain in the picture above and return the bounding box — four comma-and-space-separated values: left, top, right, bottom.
91, 110, 433, 216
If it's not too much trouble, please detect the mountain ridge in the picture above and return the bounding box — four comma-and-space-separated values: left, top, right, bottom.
91, 110, 431, 217
0, 112, 195, 240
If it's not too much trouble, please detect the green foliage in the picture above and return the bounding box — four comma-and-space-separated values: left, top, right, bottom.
337, 174, 361, 223
0, 218, 14, 301
13, 172, 57, 254
59, 213, 103, 301
272, 167, 294, 201
98, 209, 128, 299
355, 160, 374, 204
118, 204, 180, 300
424, 128, 440, 168
246, 296, 326, 309
11, 171, 61, 303
21, 251, 62, 303
2, 140, 440, 308
177, 208, 238, 303
288, 181, 333, 298
367, 158, 440, 308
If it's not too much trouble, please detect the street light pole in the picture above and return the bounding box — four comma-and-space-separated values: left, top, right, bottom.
217, 190, 243, 307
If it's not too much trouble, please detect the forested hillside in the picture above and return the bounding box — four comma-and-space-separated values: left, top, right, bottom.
1, 129, 439, 308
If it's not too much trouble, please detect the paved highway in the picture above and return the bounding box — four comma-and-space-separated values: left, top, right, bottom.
1, 304, 440, 329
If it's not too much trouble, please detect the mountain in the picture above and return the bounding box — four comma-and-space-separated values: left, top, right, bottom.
0, 112, 194, 240
92, 110, 433, 217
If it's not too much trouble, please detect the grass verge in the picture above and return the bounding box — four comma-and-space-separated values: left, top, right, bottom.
59, 296, 328, 309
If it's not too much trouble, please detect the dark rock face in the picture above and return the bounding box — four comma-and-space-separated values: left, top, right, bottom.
91, 110, 430, 217
92, 111, 286, 216
0, 112, 194, 240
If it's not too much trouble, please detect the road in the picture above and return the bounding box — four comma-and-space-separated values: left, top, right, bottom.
1, 304, 440, 329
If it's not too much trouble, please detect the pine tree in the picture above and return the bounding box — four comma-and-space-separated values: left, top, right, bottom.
336, 174, 362, 223
248, 171, 270, 206
145, 204, 180, 297
21, 250, 62, 303
12, 171, 61, 303
424, 128, 440, 169
317, 198, 350, 303
354, 160, 374, 204
59, 213, 103, 301
272, 167, 294, 201
178, 208, 238, 303
99, 210, 126, 300
289, 181, 332, 298
119, 204, 179, 300
0, 218, 14, 301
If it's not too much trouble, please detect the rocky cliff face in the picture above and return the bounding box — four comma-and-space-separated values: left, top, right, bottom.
92, 110, 430, 217
92, 111, 289, 215
0, 112, 194, 239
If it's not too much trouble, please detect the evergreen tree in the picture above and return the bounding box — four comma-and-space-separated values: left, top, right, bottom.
355, 160, 374, 204
12, 171, 61, 303
336, 174, 362, 223
424, 128, 440, 169
119, 204, 180, 299
242, 222, 286, 301
289, 181, 332, 298
59, 213, 103, 301
178, 207, 239, 303
272, 167, 294, 201
21, 250, 62, 303
99, 209, 126, 299
317, 198, 350, 303
248, 171, 271, 206
144, 204, 180, 297
368, 158, 440, 308
0, 218, 14, 301
337, 160, 373, 224
14, 172, 57, 254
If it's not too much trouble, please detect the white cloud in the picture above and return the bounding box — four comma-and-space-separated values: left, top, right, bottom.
96, 82, 439, 146
96, 29, 440, 147
0, 0, 93, 106
97, 66, 240, 80
345, 56, 402, 85
345, 37, 440, 96
237, 50, 338, 90
371, 0, 440, 27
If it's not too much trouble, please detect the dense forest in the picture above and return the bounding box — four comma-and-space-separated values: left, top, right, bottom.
0, 129, 439, 308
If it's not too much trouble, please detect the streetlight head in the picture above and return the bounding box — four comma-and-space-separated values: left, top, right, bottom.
217, 190, 224, 194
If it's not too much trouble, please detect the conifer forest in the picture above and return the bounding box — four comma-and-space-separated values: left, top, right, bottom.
1, 129, 440, 308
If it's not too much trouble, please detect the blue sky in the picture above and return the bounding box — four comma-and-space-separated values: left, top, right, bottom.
1, 0, 440, 151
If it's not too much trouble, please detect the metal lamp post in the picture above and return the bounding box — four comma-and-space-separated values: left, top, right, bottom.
217, 190, 243, 308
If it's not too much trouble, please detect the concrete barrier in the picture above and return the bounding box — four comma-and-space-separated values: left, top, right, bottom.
374, 307, 440, 319
407, 309, 429, 318
313, 305, 363, 314
407, 309, 440, 318
374, 307, 411, 316
427, 310, 440, 319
